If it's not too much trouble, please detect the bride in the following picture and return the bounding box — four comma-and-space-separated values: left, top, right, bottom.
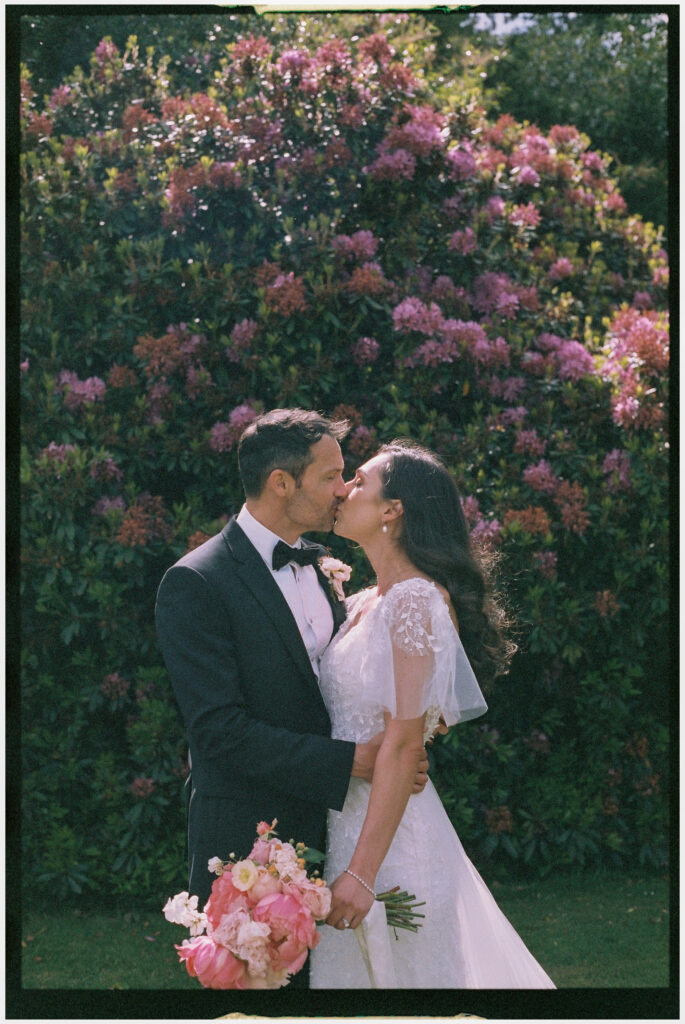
310, 440, 555, 989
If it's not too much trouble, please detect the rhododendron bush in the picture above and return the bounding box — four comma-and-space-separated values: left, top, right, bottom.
20, 14, 669, 899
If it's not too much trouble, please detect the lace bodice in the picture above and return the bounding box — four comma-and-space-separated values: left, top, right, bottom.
318, 577, 487, 744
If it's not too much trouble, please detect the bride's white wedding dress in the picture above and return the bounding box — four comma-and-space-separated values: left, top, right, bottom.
310, 578, 555, 989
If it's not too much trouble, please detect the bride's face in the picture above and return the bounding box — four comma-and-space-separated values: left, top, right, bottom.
333, 454, 388, 542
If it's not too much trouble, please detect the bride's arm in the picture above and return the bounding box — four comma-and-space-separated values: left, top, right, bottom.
325, 712, 425, 930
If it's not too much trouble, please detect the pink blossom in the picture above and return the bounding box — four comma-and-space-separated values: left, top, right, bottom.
514, 165, 540, 187
652, 265, 669, 287
499, 406, 528, 426
392, 296, 444, 335
358, 32, 395, 66
602, 448, 632, 492
521, 351, 549, 376
549, 124, 579, 145
514, 429, 547, 457
509, 202, 542, 229
41, 441, 76, 463
226, 319, 258, 363
460, 495, 480, 525
49, 84, 71, 109
176, 935, 248, 989
351, 336, 380, 366
92, 495, 127, 517
548, 257, 574, 281
90, 457, 123, 482
441, 195, 468, 220
581, 151, 604, 172
230, 403, 258, 430
555, 340, 596, 381
332, 230, 378, 262
523, 459, 558, 495
445, 147, 477, 180
185, 364, 214, 399
94, 38, 119, 65
21, 358, 30, 374
488, 376, 526, 402
285, 878, 331, 920
471, 272, 518, 317
604, 192, 627, 213
130, 777, 155, 798
471, 518, 502, 546
252, 892, 319, 974
209, 423, 234, 453
485, 195, 505, 222
365, 147, 416, 181
470, 335, 511, 369
448, 227, 477, 255
58, 370, 107, 410
533, 551, 558, 579
633, 291, 653, 309
276, 49, 311, 78
389, 105, 447, 158
101, 671, 130, 698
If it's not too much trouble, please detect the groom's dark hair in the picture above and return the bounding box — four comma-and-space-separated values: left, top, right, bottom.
238, 408, 349, 498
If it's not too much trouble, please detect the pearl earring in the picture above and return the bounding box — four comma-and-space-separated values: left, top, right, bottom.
382, 524, 388, 534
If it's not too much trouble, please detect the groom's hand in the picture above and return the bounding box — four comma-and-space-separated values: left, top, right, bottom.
352, 732, 429, 793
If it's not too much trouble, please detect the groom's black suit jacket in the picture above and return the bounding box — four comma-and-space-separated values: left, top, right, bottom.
155, 516, 355, 908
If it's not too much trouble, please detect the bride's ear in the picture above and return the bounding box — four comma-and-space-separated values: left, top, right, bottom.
382, 499, 403, 526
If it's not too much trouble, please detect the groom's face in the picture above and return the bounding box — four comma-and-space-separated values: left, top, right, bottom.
283, 433, 347, 534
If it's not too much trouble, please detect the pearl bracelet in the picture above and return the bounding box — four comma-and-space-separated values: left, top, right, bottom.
344, 868, 376, 897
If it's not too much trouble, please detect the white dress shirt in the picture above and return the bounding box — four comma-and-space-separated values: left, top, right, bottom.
236, 505, 334, 677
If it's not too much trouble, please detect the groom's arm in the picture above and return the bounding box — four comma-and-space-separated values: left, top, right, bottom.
156, 564, 361, 809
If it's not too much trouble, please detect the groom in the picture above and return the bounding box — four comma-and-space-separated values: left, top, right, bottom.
156, 409, 429, 953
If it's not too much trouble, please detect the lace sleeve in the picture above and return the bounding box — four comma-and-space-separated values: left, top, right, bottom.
358, 579, 488, 732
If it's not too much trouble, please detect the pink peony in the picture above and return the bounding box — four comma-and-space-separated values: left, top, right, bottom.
205, 873, 250, 930
253, 892, 319, 974
176, 935, 248, 989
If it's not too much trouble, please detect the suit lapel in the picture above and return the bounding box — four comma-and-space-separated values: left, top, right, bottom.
223, 518, 320, 686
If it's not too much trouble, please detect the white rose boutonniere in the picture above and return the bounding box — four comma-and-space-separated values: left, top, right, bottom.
318, 556, 352, 602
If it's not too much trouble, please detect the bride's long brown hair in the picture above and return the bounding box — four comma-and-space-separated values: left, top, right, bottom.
378, 440, 516, 688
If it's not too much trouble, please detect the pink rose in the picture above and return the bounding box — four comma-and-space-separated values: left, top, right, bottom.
256, 819, 276, 835
285, 878, 331, 920
248, 868, 283, 903
249, 838, 273, 865
205, 873, 250, 930
176, 936, 248, 989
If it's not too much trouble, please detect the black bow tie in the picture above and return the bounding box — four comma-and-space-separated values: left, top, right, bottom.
272, 540, 320, 572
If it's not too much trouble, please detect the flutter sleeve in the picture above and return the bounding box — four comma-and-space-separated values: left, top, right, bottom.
359, 579, 488, 740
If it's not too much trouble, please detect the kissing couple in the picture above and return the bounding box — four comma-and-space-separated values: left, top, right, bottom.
156, 407, 555, 988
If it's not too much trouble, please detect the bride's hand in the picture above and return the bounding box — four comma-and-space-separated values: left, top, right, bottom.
325, 872, 375, 931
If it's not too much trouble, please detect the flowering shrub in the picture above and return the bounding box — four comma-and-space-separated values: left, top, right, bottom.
20, 13, 669, 900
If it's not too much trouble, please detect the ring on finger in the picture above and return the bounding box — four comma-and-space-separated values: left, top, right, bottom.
341, 917, 351, 928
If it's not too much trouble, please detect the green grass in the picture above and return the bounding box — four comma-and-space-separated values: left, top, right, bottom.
21, 872, 670, 989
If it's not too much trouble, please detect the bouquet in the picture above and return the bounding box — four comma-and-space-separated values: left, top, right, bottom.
163, 820, 331, 989
164, 819, 426, 989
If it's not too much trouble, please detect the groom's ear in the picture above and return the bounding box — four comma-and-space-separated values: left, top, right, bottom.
266, 468, 295, 497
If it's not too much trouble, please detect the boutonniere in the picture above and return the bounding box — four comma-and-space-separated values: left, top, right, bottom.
318, 556, 352, 602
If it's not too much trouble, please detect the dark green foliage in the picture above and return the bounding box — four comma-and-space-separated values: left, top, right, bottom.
471, 11, 669, 230
20, 12, 669, 900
